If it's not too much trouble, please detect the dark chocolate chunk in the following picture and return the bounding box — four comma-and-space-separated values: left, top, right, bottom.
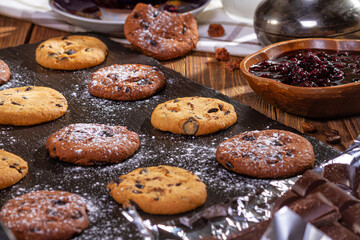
137, 78, 152, 85
64, 49, 76, 55
125, 87, 131, 93
85, 48, 93, 52
243, 135, 255, 141
59, 57, 70, 62
66, 42, 72, 46
61, 36, 68, 40
183, 118, 199, 135
133, 11, 139, 18
207, 108, 219, 113
224, 110, 230, 115
225, 161, 234, 169
48, 53, 57, 57
11, 101, 20, 106
183, 27, 187, 34
218, 104, 223, 111
318, 222, 360, 240
97, 130, 114, 137
22, 96, 27, 100
154, 197, 159, 201
135, 183, 144, 189
150, 39, 157, 47
341, 203, 360, 235
140, 168, 148, 175
25, 87, 32, 91
266, 154, 282, 164
40, 44, 45, 49
141, 21, 149, 30
132, 190, 142, 194
176, 182, 182, 186
55, 104, 63, 107
51, 199, 67, 206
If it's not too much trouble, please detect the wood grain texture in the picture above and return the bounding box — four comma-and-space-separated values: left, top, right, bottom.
0, 14, 359, 151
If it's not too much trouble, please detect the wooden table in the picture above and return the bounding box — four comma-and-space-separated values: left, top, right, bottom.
1, 14, 359, 152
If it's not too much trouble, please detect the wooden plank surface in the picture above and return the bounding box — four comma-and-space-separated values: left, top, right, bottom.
1, 15, 360, 152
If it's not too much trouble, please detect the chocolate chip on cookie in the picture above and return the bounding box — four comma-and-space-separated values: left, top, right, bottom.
0, 59, 10, 85
88, 64, 166, 101
0, 86, 68, 126
216, 130, 315, 178
124, 3, 198, 60
107, 165, 207, 215
0, 190, 89, 240
46, 123, 140, 166
0, 150, 28, 190
151, 97, 237, 136
36, 35, 108, 70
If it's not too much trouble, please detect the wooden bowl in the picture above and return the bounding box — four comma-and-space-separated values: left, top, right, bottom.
240, 38, 360, 118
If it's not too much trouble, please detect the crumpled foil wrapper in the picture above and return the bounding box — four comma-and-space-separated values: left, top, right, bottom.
122, 135, 360, 240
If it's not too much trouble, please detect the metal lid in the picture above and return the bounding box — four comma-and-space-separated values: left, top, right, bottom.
254, 0, 360, 45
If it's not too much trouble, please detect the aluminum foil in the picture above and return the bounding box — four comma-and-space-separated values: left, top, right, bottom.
122, 135, 360, 240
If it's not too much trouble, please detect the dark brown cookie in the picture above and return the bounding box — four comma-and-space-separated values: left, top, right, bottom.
88, 64, 166, 101
46, 123, 140, 166
124, 3, 198, 60
0, 190, 89, 240
0, 59, 10, 85
216, 130, 315, 178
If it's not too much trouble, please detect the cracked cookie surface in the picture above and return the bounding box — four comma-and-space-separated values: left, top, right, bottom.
107, 165, 207, 215
0, 190, 89, 240
0, 86, 68, 126
216, 130, 315, 178
46, 123, 140, 166
124, 3, 198, 60
151, 96, 237, 136
89, 64, 165, 101
0, 149, 28, 190
36, 35, 108, 70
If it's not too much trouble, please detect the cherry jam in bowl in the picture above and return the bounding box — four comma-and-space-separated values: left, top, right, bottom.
240, 38, 360, 118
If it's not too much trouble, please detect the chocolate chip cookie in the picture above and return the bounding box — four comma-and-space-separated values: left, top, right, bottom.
36, 35, 108, 70
0, 86, 68, 126
46, 123, 140, 166
107, 165, 207, 215
0, 59, 10, 85
0, 190, 89, 240
88, 64, 166, 101
0, 149, 28, 190
124, 3, 198, 60
151, 97, 237, 136
216, 130, 315, 178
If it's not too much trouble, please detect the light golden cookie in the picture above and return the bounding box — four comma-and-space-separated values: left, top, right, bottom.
36, 35, 108, 70
0, 86, 68, 126
107, 165, 207, 215
0, 149, 28, 190
151, 97, 237, 136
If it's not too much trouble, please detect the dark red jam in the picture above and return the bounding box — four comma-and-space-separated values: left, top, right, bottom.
249, 49, 360, 87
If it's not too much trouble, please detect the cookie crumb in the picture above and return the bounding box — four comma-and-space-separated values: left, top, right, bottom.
208, 24, 225, 37
215, 48, 230, 61
225, 59, 241, 71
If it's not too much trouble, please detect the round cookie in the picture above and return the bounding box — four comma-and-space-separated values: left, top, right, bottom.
88, 64, 166, 101
0, 59, 10, 85
0, 86, 68, 126
216, 130, 315, 178
0, 190, 89, 240
46, 123, 140, 166
107, 165, 207, 215
0, 149, 28, 190
124, 3, 198, 60
36, 35, 108, 70
151, 96, 237, 136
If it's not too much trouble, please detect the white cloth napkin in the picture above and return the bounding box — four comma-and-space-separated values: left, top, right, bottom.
0, 0, 263, 56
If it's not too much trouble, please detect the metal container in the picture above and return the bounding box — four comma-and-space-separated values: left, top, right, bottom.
254, 0, 360, 46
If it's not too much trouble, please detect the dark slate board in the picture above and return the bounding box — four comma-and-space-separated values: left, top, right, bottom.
0, 35, 339, 239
